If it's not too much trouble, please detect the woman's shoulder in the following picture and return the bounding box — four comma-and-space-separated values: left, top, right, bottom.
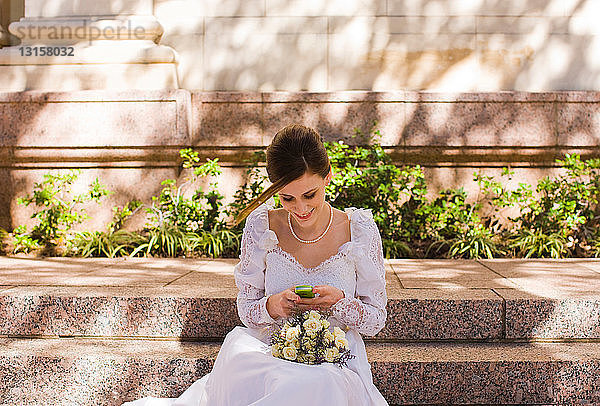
243, 199, 279, 249
245, 197, 276, 224
343, 206, 375, 224
343, 207, 379, 246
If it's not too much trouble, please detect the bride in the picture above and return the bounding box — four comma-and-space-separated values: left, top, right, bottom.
122, 124, 389, 406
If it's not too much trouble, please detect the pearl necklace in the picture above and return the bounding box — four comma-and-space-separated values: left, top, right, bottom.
288, 203, 333, 244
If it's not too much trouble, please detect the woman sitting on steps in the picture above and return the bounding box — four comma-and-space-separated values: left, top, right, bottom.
122, 123, 389, 406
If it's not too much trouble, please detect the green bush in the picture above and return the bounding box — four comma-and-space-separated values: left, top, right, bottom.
14, 169, 110, 255
69, 200, 144, 258
225, 151, 272, 230
135, 149, 240, 258
417, 188, 503, 259
325, 129, 407, 256
8, 130, 599, 260
477, 154, 600, 258
324, 129, 500, 259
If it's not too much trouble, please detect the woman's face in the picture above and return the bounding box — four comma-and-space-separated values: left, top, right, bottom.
277, 170, 332, 229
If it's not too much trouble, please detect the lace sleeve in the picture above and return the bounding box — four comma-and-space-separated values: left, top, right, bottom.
331, 209, 387, 336
233, 200, 278, 329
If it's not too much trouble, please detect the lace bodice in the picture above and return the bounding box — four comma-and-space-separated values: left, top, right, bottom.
233, 197, 387, 337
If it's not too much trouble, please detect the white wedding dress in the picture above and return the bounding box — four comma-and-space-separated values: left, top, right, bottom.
122, 197, 389, 406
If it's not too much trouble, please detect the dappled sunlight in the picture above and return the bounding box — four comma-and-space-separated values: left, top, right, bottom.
1, 255, 599, 403
529, 298, 600, 337
150, 0, 600, 91
481, 259, 600, 297
0, 1, 599, 404
389, 259, 516, 288
1, 0, 599, 91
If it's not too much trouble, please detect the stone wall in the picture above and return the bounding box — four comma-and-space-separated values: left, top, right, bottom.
155, 0, 600, 91
2, 0, 600, 91
1, 90, 598, 231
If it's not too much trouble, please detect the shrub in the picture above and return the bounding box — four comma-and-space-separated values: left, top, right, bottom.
11, 131, 599, 260
69, 200, 144, 258
136, 149, 240, 258
421, 189, 503, 259
325, 128, 499, 259
477, 154, 600, 258
225, 150, 272, 231
14, 169, 110, 255
325, 129, 423, 257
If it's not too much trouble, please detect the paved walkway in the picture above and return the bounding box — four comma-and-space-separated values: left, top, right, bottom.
1, 256, 599, 299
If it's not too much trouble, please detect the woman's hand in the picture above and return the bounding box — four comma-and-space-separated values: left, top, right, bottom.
266, 287, 300, 319
295, 285, 344, 311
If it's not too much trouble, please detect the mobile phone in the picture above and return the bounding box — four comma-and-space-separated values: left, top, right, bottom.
294, 285, 315, 298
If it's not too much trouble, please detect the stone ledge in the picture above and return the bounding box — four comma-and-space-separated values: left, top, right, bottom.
0, 337, 218, 406
1, 337, 599, 405
371, 341, 600, 405
1, 90, 599, 148
0, 89, 191, 147
0, 286, 504, 340
2, 284, 600, 340
1, 257, 600, 340
4, 145, 600, 169
0, 89, 189, 102
194, 90, 600, 103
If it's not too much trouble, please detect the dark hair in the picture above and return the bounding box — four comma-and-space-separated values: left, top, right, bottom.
233, 124, 331, 226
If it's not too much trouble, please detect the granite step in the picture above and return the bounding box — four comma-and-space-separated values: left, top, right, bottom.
0, 285, 509, 341
1, 336, 599, 405
1, 257, 600, 341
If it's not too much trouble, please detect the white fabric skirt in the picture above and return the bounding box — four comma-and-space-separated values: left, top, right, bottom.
121, 326, 388, 406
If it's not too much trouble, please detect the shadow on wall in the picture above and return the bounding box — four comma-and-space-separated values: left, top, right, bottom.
1, 0, 598, 90
2, 91, 600, 230
151, 0, 599, 91
1, 0, 600, 231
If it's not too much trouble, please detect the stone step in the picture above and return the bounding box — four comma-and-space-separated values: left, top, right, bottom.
1, 257, 600, 340
1, 336, 598, 405
0, 285, 504, 340
2, 284, 600, 341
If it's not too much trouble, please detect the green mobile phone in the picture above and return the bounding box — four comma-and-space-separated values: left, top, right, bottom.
295, 285, 315, 298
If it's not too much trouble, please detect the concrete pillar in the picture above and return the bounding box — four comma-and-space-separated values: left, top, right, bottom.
0, 0, 179, 90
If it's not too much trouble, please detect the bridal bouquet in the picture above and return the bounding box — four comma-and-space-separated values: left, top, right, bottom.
270, 309, 354, 367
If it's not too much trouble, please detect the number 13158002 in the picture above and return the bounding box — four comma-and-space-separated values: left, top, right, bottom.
19, 46, 75, 57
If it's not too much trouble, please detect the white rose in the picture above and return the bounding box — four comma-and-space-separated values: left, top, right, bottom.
320, 319, 330, 329
303, 319, 322, 335
282, 346, 297, 361
335, 337, 349, 350
324, 347, 339, 363
308, 310, 321, 320
333, 326, 346, 340
285, 326, 300, 341
323, 330, 334, 343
